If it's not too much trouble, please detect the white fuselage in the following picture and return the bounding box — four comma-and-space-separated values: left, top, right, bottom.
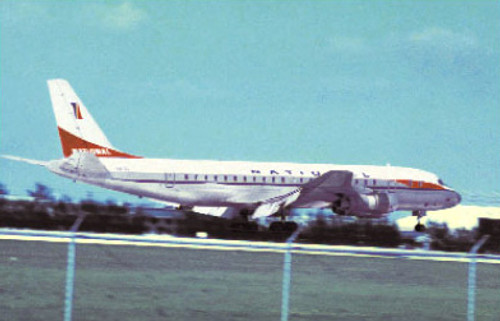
48, 157, 461, 214
40, 79, 461, 220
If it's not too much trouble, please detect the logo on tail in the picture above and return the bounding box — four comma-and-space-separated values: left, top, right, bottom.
71, 102, 83, 119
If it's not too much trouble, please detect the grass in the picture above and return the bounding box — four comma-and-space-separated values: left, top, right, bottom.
0, 239, 499, 321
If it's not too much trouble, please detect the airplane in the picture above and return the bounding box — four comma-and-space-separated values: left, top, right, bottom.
3, 79, 461, 232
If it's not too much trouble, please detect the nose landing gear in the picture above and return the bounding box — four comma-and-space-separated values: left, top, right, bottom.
413, 210, 427, 232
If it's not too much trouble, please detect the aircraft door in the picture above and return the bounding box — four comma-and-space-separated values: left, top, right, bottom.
165, 173, 175, 188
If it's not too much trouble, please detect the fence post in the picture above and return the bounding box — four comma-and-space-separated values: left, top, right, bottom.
63, 214, 86, 321
467, 235, 490, 321
281, 227, 302, 321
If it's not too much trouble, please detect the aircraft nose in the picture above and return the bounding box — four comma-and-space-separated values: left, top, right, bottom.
448, 190, 461, 206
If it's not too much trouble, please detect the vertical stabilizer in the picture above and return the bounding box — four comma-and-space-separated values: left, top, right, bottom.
47, 79, 139, 158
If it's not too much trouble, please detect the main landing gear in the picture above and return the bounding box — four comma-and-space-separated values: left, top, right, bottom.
412, 210, 427, 232
229, 221, 259, 232
230, 208, 259, 231
269, 208, 298, 232
269, 221, 299, 232
230, 207, 299, 233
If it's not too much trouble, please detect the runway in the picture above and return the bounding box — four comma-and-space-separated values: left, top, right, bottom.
1, 228, 499, 264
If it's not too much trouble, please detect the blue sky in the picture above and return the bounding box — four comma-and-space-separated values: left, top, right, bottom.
1, 1, 499, 203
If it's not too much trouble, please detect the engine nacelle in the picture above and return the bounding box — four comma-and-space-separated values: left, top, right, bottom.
331, 193, 398, 217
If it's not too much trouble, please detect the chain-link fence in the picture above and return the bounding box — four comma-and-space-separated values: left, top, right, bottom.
1, 229, 499, 321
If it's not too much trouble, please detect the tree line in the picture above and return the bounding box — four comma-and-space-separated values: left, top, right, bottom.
0, 182, 497, 253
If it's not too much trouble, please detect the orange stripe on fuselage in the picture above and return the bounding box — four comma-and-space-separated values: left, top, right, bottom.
57, 127, 141, 159
396, 179, 444, 190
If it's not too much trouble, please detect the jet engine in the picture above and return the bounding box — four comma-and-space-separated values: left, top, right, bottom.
331, 193, 398, 217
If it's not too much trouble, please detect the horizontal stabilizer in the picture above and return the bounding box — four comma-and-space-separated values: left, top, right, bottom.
60, 152, 111, 179
1, 155, 48, 167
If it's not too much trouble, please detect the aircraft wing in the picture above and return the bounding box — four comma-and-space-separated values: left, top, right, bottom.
248, 171, 360, 218
193, 206, 241, 218
252, 170, 359, 218
252, 188, 302, 218
291, 170, 357, 207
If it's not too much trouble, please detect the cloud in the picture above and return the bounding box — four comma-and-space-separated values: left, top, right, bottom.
91, 2, 147, 31
409, 27, 478, 52
403, 27, 489, 77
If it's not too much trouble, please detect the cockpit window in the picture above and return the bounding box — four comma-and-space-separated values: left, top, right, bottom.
438, 179, 447, 186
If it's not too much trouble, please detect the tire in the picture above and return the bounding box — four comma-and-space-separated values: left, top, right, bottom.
269, 222, 283, 232
415, 223, 426, 232
284, 221, 298, 232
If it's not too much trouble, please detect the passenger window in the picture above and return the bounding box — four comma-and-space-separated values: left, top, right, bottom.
234, 176, 238, 182
281, 177, 285, 183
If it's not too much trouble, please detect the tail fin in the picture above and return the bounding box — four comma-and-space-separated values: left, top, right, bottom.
47, 79, 139, 159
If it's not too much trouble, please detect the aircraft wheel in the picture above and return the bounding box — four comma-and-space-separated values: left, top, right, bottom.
269, 222, 283, 232
230, 222, 258, 232
245, 222, 258, 232
284, 221, 298, 232
415, 223, 426, 232
230, 222, 243, 230
270, 221, 298, 232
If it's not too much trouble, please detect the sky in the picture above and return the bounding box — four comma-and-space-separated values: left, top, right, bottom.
1, 0, 499, 204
